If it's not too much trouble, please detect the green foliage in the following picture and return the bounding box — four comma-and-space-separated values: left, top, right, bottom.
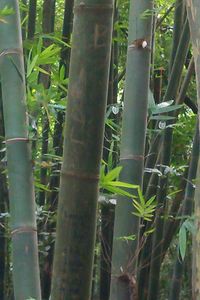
100, 165, 156, 222
132, 192, 156, 222
100, 165, 138, 198
178, 218, 195, 261
0, 6, 14, 23
148, 90, 182, 121
0, 0, 195, 298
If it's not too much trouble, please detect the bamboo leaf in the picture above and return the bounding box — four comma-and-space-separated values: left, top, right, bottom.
156, 100, 174, 108
138, 187, 145, 205
103, 166, 122, 181
179, 224, 187, 260
183, 219, 196, 235
102, 185, 135, 198
150, 115, 175, 120
146, 195, 156, 206
106, 181, 139, 189
27, 54, 38, 78
151, 104, 182, 115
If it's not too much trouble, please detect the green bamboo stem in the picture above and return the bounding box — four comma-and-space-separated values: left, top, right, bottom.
169, 0, 185, 72
141, 23, 192, 298
169, 122, 199, 300
0, 86, 7, 300
50, 1, 114, 299
144, 18, 190, 196
38, 0, 56, 206
153, 68, 164, 104
176, 57, 195, 105
42, 2, 75, 298
192, 162, 200, 299
186, 2, 200, 297
100, 202, 115, 300
147, 17, 190, 300
138, 175, 159, 300
161, 172, 188, 260
164, 19, 190, 103
27, 0, 37, 40
21, 0, 27, 40
60, 0, 74, 76
50, 0, 74, 203
100, 10, 118, 296
0, 1, 41, 299
158, 57, 195, 261
110, 1, 154, 299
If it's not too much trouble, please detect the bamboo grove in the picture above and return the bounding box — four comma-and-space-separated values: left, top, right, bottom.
0, 0, 200, 299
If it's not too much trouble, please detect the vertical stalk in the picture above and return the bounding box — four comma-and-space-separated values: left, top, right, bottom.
169, 125, 199, 300
186, 3, 200, 297
110, 1, 154, 299
27, 0, 37, 40
0, 86, 7, 300
169, 0, 185, 72
38, 0, 56, 206
0, 1, 41, 299
146, 16, 191, 300
51, 1, 114, 299
41, 2, 74, 298
21, 0, 27, 40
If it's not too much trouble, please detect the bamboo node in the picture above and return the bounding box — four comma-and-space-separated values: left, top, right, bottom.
6, 137, 29, 144
120, 155, 144, 161
74, 3, 113, 14
0, 48, 22, 58
61, 170, 100, 181
11, 226, 37, 236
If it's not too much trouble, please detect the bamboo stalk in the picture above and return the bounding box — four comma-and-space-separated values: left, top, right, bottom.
169, 121, 199, 300
0, 1, 41, 299
110, 1, 154, 299
27, 0, 37, 40
42, 2, 75, 298
147, 15, 191, 300
51, 1, 114, 299
0, 86, 7, 300
169, 0, 185, 72
186, 2, 200, 296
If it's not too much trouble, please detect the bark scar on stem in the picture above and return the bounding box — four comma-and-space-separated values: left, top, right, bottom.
94, 24, 107, 48
129, 38, 151, 51
118, 273, 138, 300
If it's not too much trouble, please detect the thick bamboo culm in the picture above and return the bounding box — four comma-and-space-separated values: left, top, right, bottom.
0, 0, 41, 299
51, 1, 114, 299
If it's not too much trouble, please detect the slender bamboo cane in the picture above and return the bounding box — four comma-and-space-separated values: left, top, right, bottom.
145, 16, 190, 187
169, 0, 185, 72
27, 0, 37, 40
146, 16, 191, 300
50, 0, 74, 201
21, 0, 27, 40
100, 10, 118, 296
51, 1, 114, 299
169, 121, 199, 300
38, 0, 56, 206
186, 2, 200, 297
0, 1, 41, 299
42, 2, 74, 298
0, 86, 7, 300
186, 1, 200, 117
